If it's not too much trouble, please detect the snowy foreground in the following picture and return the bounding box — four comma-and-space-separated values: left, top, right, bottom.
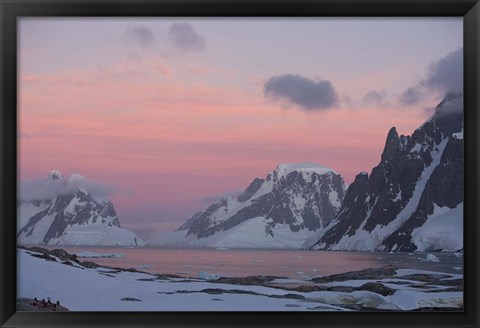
17, 248, 463, 312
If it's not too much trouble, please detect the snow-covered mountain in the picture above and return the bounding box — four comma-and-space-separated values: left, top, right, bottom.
17, 170, 144, 246
149, 162, 346, 249
308, 93, 463, 252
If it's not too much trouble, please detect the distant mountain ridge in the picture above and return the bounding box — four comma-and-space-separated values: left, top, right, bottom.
149, 162, 347, 248
307, 93, 463, 252
18, 171, 144, 246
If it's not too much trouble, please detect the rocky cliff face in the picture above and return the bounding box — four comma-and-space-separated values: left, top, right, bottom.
17, 171, 144, 246
151, 163, 347, 249
309, 93, 463, 252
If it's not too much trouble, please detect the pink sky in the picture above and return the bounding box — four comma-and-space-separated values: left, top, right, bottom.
18, 18, 462, 237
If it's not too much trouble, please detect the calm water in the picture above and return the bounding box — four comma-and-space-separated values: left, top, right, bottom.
47, 246, 463, 279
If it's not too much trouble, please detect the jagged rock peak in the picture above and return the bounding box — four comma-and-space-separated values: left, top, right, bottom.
169, 161, 347, 247
386, 127, 399, 139
381, 127, 401, 162
237, 177, 264, 202
309, 92, 464, 252
355, 171, 369, 181
47, 170, 64, 180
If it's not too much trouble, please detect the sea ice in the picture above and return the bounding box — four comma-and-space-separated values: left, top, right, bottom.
425, 254, 440, 262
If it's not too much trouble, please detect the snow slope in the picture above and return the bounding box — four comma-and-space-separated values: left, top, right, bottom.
46, 224, 144, 247
411, 203, 463, 252
18, 170, 144, 247
17, 249, 341, 311
152, 217, 317, 249
17, 248, 463, 311
149, 162, 346, 249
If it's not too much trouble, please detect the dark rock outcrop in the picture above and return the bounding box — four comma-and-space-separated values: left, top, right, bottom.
311, 265, 399, 283
179, 163, 347, 240
17, 171, 143, 246
310, 93, 463, 252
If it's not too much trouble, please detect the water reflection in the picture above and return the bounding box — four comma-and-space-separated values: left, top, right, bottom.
43, 246, 463, 279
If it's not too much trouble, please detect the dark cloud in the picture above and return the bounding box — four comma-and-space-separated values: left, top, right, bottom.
421, 92, 463, 117
398, 86, 425, 106
422, 48, 463, 93
126, 26, 155, 48
399, 48, 463, 106
264, 74, 338, 111
362, 90, 387, 107
167, 23, 206, 52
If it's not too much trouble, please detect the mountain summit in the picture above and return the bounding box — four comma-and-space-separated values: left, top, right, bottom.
17, 171, 144, 246
150, 162, 346, 248
47, 169, 64, 180
308, 93, 463, 252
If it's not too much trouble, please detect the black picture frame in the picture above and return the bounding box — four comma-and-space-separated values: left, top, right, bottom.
1, 0, 479, 327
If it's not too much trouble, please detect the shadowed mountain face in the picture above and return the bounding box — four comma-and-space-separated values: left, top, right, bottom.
179, 163, 347, 240
17, 171, 143, 246
310, 93, 463, 252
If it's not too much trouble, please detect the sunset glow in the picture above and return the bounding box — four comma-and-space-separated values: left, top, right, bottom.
19, 18, 462, 237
